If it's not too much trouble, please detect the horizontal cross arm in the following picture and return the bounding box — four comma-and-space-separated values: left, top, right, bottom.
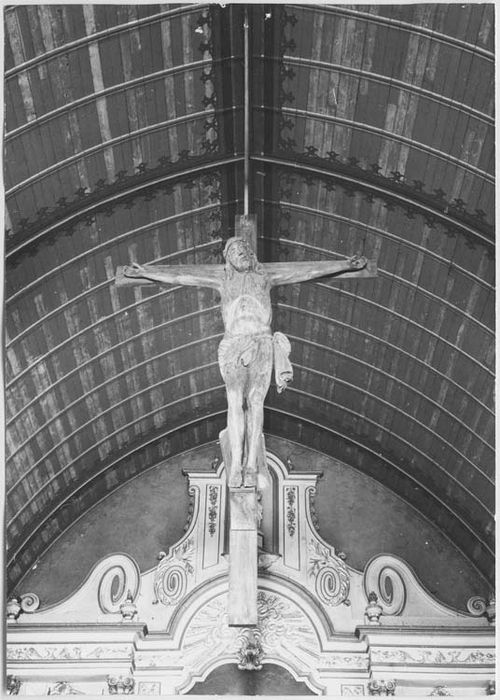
115, 264, 225, 289
263, 259, 377, 286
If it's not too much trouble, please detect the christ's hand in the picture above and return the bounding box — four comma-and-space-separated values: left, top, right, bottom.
348, 254, 367, 270
124, 262, 148, 277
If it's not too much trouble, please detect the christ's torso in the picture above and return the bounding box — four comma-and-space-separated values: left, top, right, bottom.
220, 271, 272, 335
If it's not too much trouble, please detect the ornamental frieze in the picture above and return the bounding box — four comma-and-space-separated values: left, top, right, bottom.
319, 653, 369, 670
7, 645, 132, 661
371, 648, 495, 665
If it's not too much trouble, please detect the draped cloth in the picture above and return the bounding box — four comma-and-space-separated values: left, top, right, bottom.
272, 331, 293, 393
218, 331, 293, 392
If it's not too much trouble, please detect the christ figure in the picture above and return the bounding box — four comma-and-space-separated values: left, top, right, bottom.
121, 238, 368, 488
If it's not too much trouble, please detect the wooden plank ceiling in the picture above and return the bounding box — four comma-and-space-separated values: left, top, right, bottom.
4, 4, 494, 593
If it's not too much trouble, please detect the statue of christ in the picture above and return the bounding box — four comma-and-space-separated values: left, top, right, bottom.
119, 237, 368, 488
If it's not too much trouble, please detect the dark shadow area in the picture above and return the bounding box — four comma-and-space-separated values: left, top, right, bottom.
186, 662, 316, 695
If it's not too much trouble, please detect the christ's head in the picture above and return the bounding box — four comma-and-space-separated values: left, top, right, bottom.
223, 237, 256, 272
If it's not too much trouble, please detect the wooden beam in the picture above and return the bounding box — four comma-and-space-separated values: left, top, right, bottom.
227, 487, 258, 627
235, 214, 257, 251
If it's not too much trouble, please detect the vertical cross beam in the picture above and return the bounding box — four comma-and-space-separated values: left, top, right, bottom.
220, 427, 259, 626
228, 487, 258, 626
235, 214, 257, 252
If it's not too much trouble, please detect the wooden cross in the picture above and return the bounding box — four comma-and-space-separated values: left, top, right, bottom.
116, 215, 377, 627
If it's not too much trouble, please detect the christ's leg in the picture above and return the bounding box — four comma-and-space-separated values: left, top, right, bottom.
226, 383, 246, 487
244, 344, 273, 486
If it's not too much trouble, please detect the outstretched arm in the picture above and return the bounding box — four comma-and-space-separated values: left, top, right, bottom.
116, 263, 224, 290
266, 255, 372, 286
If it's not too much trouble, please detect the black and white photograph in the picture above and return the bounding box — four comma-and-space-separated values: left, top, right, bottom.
3, 3, 495, 696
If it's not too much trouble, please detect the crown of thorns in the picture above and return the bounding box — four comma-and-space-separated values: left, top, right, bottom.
223, 237, 253, 258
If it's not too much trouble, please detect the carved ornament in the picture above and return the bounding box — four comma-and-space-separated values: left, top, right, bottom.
467, 595, 495, 623
308, 540, 350, 606
153, 539, 194, 606
341, 685, 365, 696
98, 558, 140, 614
285, 486, 297, 536
180, 591, 319, 673
48, 682, 83, 695
365, 592, 383, 624
207, 486, 219, 536
371, 648, 495, 665
320, 654, 368, 670
6, 676, 21, 695
7, 645, 132, 661
430, 687, 452, 696
6, 593, 40, 621
368, 679, 396, 696
363, 559, 406, 615
107, 676, 135, 695
137, 682, 161, 695
237, 629, 264, 670
119, 590, 138, 621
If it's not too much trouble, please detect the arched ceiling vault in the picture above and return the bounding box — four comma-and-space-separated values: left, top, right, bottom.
4, 4, 494, 592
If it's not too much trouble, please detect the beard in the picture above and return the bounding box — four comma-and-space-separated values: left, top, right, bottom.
230, 256, 252, 272
231, 260, 252, 272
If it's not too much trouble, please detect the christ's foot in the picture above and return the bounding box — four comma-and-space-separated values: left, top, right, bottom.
228, 468, 243, 488
243, 468, 257, 488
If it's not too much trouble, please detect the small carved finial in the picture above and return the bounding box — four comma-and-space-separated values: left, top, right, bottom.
365, 591, 383, 624
107, 676, 135, 695
211, 455, 220, 470
6, 595, 22, 621
430, 686, 452, 696
368, 680, 396, 696
6, 676, 21, 695
487, 680, 495, 695
286, 456, 294, 471
157, 551, 166, 561
237, 629, 263, 671
119, 590, 138, 621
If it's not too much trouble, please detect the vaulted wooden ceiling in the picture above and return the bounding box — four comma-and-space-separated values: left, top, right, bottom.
4, 4, 494, 593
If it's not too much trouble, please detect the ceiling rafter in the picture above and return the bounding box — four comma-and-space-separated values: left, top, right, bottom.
296, 5, 494, 60
264, 55, 493, 125
5, 5, 205, 79
255, 156, 493, 247
259, 204, 493, 290
9, 343, 493, 505
271, 106, 493, 182
6, 159, 236, 257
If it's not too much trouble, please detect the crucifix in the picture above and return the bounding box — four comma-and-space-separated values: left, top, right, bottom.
115, 8, 376, 628
115, 215, 376, 625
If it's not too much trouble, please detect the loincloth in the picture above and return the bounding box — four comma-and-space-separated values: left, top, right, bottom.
218, 331, 293, 393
